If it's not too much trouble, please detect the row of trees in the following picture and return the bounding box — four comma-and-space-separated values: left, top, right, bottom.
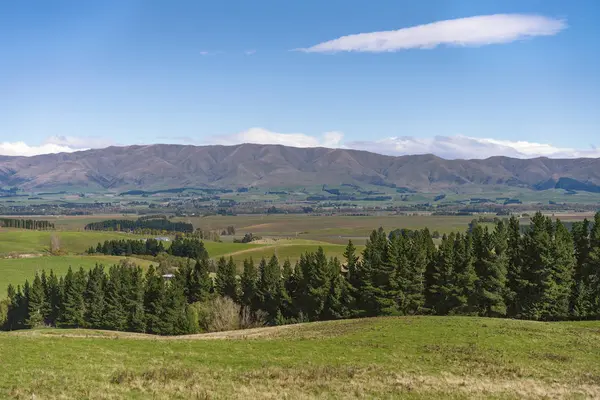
0, 218, 54, 230
87, 236, 207, 260
4, 212, 600, 336
87, 239, 166, 257
84, 217, 193, 233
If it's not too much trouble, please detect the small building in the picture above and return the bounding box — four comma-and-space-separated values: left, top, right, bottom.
155, 237, 171, 242
162, 274, 175, 280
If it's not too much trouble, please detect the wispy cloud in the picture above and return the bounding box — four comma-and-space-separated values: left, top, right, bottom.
244, 50, 256, 56
209, 127, 344, 148
0, 141, 81, 157
346, 135, 600, 159
296, 14, 566, 53
3, 131, 598, 160
209, 129, 600, 159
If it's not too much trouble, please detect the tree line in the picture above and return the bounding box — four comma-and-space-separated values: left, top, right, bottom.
88, 236, 207, 260
0, 218, 54, 230
87, 239, 166, 257
3, 212, 600, 336
84, 217, 193, 234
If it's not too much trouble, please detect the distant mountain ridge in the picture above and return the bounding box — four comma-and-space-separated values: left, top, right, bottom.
1, 143, 600, 192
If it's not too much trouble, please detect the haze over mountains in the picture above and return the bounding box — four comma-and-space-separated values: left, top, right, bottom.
1, 143, 600, 193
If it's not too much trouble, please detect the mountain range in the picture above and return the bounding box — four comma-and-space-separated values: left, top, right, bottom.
1, 143, 600, 193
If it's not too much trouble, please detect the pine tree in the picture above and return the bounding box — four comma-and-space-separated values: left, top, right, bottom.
188, 258, 212, 303
473, 223, 507, 317
543, 220, 574, 320
571, 219, 592, 318
45, 270, 62, 326
452, 232, 477, 314
103, 265, 127, 331
84, 265, 106, 328
58, 267, 86, 327
298, 248, 329, 320
240, 257, 259, 311
588, 213, 600, 318
321, 257, 352, 320
26, 273, 46, 328
257, 256, 282, 323
161, 280, 192, 335
425, 233, 454, 315
398, 230, 428, 315
144, 265, 165, 334
127, 266, 146, 332
215, 257, 238, 301
505, 216, 523, 317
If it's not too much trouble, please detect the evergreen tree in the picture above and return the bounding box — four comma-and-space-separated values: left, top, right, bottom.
425, 233, 455, 315
506, 216, 523, 317
215, 256, 238, 300
126, 266, 146, 332
45, 270, 62, 325
27, 273, 46, 328
571, 219, 592, 318
240, 257, 259, 311
543, 220, 574, 320
257, 256, 282, 323
103, 266, 127, 331
188, 258, 212, 303
161, 280, 192, 335
144, 265, 165, 334
84, 265, 106, 328
58, 267, 86, 327
452, 232, 477, 315
588, 213, 600, 318
398, 230, 428, 315
473, 223, 507, 317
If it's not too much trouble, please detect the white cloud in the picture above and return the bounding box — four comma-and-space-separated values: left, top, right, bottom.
209, 127, 344, 148
0, 141, 81, 157
210, 128, 600, 159
345, 135, 600, 159
1, 131, 597, 160
44, 135, 114, 149
297, 14, 566, 53
0, 135, 114, 157
244, 50, 256, 55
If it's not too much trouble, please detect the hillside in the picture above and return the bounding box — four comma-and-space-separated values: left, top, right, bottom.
1, 316, 599, 399
2, 143, 600, 192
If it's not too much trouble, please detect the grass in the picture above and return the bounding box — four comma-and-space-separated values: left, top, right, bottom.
220, 241, 364, 268
0, 229, 154, 255
1, 316, 599, 399
0, 255, 156, 295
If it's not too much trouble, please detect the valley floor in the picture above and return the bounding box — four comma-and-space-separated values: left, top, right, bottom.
1, 316, 600, 399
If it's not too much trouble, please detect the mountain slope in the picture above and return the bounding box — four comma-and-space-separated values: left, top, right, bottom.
1, 143, 600, 191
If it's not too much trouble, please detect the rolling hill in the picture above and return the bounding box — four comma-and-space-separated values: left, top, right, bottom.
2, 143, 600, 192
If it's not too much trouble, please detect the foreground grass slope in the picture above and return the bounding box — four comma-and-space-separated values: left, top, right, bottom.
1, 317, 599, 399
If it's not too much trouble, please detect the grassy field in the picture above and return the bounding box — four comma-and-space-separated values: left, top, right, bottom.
0, 255, 156, 295
1, 316, 599, 399
219, 239, 365, 268
176, 214, 480, 244
0, 229, 154, 255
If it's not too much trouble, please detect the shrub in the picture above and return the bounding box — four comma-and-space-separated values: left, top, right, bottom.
192, 296, 241, 333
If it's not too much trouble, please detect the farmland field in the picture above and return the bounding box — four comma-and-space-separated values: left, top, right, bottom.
1, 316, 599, 399
0, 229, 154, 255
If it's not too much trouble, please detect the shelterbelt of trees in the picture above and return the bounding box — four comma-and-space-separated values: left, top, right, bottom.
88, 236, 207, 259
0, 218, 54, 230
84, 216, 193, 234
2, 212, 600, 335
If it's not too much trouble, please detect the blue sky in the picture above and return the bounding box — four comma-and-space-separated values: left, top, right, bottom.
1, 0, 599, 158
